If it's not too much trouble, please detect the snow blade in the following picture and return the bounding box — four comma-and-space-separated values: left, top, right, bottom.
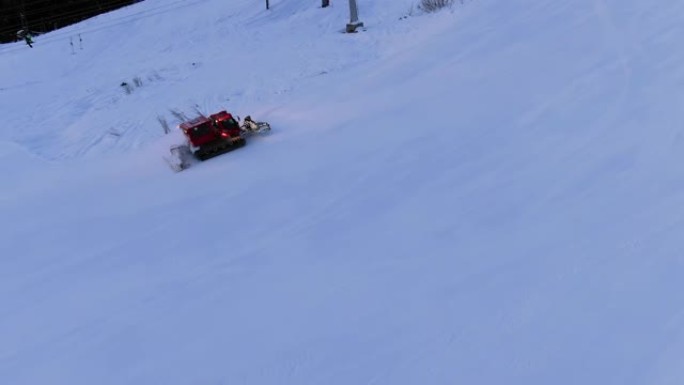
164, 144, 194, 172
241, 121, 271, 137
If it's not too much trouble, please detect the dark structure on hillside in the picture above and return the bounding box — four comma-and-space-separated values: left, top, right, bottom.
0, 0, 140, 44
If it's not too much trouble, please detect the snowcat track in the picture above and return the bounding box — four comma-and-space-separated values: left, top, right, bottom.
196, 137, 246, 161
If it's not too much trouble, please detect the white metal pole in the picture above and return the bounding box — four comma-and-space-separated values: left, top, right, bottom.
346, 0, 364, 32
349, 0, 359, 23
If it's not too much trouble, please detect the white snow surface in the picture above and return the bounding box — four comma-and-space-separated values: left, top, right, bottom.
2, 0, 684, 383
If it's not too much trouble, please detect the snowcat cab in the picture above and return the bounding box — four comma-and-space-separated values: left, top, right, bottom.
210, 110, 242, 135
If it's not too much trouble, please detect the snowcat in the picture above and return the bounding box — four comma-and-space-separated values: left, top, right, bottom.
165, 110, 271, 171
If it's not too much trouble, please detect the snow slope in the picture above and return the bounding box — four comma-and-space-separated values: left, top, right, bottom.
2, 0, 684, 384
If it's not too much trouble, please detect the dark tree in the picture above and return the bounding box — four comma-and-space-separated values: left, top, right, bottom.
0, 0, 140, 43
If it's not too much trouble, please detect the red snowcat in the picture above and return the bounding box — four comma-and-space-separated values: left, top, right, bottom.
181, 111, 245, 160
165, 110, 270, 171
